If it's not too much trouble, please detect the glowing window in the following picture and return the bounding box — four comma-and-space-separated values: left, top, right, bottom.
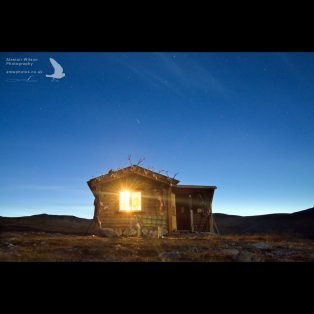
119, 191, 141, 211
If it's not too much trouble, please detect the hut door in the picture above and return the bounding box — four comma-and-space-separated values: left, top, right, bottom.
176, 195, 191, 230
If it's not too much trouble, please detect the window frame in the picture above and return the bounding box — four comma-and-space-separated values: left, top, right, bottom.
119, 190, 142, 212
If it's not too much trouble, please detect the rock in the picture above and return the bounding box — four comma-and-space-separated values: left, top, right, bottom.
141, 228, 149, 236
122, 228, 137, 237
68, 247, 81, 253
222, 248, 239, 256
161, 227, 168, 236
189, 246, 208, 253
273, 249, 297, 257
136, 223, 141, 236
157, 227, 168, 237
159, 251, 181, 260
235, 251, 256, 262
150, 230, 158, 238
6, 243, 16, 250
115, 228, 123, 236
129, 228, 138, 236
251, 242, 271, 250
97, 228, 118, 238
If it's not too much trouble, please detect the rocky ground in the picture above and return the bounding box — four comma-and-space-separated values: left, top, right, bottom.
1, 231, 313, 262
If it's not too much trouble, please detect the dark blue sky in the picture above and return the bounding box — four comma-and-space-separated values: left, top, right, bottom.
1, 52, 314, 217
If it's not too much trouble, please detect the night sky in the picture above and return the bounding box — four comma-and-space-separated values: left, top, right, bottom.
1, 52, 314, 218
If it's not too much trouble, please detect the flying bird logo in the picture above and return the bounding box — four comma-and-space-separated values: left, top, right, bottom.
46, 58, 65, 80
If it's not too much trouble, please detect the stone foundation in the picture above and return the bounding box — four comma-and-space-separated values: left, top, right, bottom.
113, 225, 168, 238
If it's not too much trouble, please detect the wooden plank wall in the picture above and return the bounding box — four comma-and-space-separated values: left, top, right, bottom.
93, 174, 170, 230
175, 188, 215, 232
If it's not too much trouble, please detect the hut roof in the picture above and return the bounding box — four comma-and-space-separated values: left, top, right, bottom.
87, 165, 180, 187
175, 185, 217, 190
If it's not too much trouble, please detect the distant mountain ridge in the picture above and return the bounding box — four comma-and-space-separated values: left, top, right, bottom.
213, 207, 314, 238
0, 214, 92, 235
1, 207, 314, 238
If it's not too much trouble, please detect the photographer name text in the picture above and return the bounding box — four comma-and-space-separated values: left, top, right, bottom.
5, 57, 39, 67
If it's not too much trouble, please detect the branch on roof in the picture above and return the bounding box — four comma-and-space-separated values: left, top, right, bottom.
136, 157, 145, 166
128, 154, 133, 166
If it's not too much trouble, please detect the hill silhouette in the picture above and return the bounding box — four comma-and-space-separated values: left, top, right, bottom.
214, 207, 314, 238
0, 214, 92, 234
1, 207, 313, 238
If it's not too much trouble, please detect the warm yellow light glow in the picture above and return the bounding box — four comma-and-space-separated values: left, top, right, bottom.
119, 191, 141, 211
131, 192, 141, 211
120, 191, 131, 211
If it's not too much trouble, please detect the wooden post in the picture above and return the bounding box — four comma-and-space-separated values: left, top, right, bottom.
189, 194, 194, 232
208, 203, 213, 233
208, 190, 215, 233
167, 187, 177, 232
190, 210, 194, 232
157, 226, 162, 238
167, 187, 172, 232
